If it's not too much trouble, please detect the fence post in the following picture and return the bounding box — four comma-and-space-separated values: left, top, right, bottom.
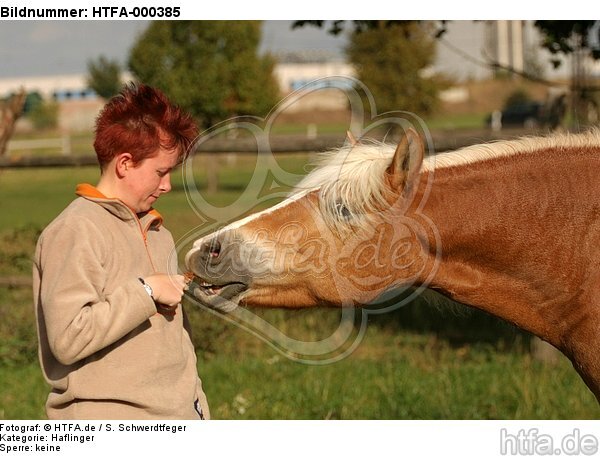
61, 134, 71, 155
306, 123, 317, 139
206, 153, 219, 194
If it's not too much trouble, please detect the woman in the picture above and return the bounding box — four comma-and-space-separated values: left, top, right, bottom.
33, 83, 209, 419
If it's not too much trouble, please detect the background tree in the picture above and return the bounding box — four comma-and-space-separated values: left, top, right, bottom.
534, 21, 600, 126
27, 99, 59, 130
87, 55, 123, 99
128, 21, 279, 129
0, 89, 26, 157
22, 92, 43, 116
295, 20, 600, 64
296, 20, 600, 127
534, 21, 599, 67
345, 21, 447, 118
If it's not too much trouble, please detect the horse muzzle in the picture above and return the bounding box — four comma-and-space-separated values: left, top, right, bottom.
184, 231, 253, 312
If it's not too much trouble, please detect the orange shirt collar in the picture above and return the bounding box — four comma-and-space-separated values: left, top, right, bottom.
75, 183, 163, 227
75, 183, 106, 200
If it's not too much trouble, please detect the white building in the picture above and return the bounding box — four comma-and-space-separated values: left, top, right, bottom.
0, 73, 97, 101
433, 20, 600, 82
0, 62, 357, 101
273, 61, 355, 93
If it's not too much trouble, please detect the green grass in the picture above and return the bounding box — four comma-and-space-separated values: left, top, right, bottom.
2, 310, 597, 419
201, 346, 598, 420
1, 153, 599, 419
0, 363, 48, 419
0, 167, 100, 231
3, 288, 599, 420
0, 153, 311, 234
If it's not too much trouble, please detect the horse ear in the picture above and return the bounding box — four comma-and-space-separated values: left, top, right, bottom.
387, 129, 424, 194
346, 130, 358, 146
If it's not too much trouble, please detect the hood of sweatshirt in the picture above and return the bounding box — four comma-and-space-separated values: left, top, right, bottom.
75, 183, 163, 233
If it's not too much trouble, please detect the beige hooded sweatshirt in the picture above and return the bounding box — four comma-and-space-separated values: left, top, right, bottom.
33, 183, 210, 419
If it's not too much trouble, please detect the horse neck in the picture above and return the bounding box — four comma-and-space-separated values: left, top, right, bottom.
412, 147, 600, 346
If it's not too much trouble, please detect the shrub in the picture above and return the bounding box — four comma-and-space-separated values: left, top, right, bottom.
27, 100, 59, 130
503, 89, 533, 109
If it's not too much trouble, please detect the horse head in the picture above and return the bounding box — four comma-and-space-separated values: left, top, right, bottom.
185, 129, 433, 310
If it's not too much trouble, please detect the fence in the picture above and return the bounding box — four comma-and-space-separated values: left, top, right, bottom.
0, 130, 523, 169
6, 135, 72, 156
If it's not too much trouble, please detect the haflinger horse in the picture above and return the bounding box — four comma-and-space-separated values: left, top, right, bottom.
185, 128, 600, 401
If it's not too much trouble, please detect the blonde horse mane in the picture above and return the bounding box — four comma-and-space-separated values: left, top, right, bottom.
293, 129, 600, 233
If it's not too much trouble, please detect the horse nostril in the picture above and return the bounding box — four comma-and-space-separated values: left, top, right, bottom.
208, 240, 221, 258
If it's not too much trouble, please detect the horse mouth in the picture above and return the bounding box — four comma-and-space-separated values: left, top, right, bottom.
192, 279, 247, 299
185, 275, 248, 312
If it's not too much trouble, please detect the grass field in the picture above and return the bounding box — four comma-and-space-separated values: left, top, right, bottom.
1, 152, 599, 419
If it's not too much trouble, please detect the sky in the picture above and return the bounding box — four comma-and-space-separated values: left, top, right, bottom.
0, 16, 585, 82
0, 0, 585, 81
0, 21, 348, 78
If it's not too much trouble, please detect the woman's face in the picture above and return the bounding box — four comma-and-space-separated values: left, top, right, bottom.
122, 147, 180, 214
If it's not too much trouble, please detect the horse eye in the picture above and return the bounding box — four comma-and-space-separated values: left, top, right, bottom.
335, 201, 352, 220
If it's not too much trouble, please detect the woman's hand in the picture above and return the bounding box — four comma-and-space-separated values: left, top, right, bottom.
143, 274, 187, 312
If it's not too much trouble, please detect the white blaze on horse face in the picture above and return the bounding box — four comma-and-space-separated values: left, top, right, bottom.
188, 189, 317, 256
220, 189, 316, 234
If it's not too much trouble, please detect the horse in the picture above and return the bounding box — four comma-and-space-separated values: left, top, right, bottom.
185, 128, 600, 401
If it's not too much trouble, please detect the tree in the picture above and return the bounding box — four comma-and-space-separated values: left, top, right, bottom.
28, 99, 59, 130
533, 21, 600, 126
293, 20, 427, 36
296, 20, 600, 127
22, 91, 43, 115
0, 89, 26, 157
534, 21, 600, 66
345, 21, 447, 118
87, 55, 123, 99
128, 21, 279, 129
294, 20, 600, 70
